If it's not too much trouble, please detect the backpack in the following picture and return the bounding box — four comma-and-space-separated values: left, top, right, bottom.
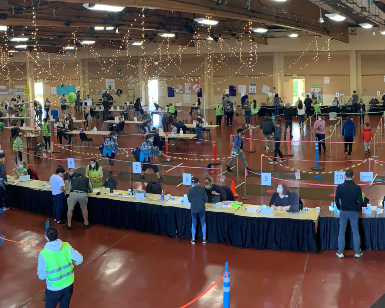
298, 101, 303, 109
145, 181, 162, 194
221, 186, 235, 201
132, 147, 141, 162
103, 178, 117, 190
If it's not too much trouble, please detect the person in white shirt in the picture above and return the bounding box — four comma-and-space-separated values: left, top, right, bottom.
297, 98, 305, 128
49, 166, 66, 224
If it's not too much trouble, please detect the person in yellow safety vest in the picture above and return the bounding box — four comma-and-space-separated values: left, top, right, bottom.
85, 158, 103, 188
38, 227, 83, 308
15, 160, 27, 178
168, 103, 177, 117
251, 99, 259, 124
18, 104, 26, 126
42, 118, 51, 151
215, 103, 224, 127
13, 131, 23, 163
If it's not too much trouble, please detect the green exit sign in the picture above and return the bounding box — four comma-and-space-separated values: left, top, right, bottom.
292, 74, 297, 77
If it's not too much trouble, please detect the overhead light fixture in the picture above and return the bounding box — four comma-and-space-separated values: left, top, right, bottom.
80, 40, 96, 45
206, 37, 214, 40
380, 30, 385, 35
287, 33, 299, 38
106, 27, 114, 30
360, 23, 373, 29
15, 45, 27, 48
64, 46, 75, 50
0, 26, 7, 31
131, 41, 143, 45
194, 18, 219, 26
251, 27, 268, 33
325, 13, 346, 22
9, 50, 16, 53
83, 3, 125, 12
9, 37, 28, 42
273, 0, 287, 2
95, 26, 104, 30
158, 33, 175, 38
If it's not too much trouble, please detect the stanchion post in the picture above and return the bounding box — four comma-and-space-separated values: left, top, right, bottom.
284, 127, 293, 157
247, 126, 256, 153
52, 126, 60, 153
241, 168, 249, 200
310, 116, 312, 135
372, 136, 378, 158
312, 137, 325, 170
223, 262, 230, 308
236, 156, 240, 181
162, 133, 173, 162
328, 125, 334, 157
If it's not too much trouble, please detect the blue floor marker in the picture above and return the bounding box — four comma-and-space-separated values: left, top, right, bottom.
314, 175, 322, 178
375, 178, 382, 182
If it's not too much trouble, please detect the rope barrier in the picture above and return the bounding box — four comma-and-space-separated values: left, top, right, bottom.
0, 236, 43, 250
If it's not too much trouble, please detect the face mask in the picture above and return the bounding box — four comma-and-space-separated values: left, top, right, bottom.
90, 163, 95, 168
205, 185, 211, 189
277, 187, 283, 193
18, 164, 23, 169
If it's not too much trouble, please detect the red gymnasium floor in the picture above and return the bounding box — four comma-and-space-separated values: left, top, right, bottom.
1, 106, 385, 307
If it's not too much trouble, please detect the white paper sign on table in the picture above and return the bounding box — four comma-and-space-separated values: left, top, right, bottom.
334, 171, 345, 185
183, 173, 191, 185
132, 162, 141, 174
261, 173, 271, 186
67, 158, 75, 169
360, 172, 373, 183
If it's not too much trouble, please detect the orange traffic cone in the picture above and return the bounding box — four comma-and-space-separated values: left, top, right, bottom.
231, 180, 238, 198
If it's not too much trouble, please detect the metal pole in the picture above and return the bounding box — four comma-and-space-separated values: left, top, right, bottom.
312, 137, 324, 170
328, 130, 333, 157
310, 116, 312, 135
369, 158, 371, 172
241, 168, 249, 200
223, 262, 230, 308
236, 156, 240, 181
372, 136, 378, 158
260, 154, 262, 175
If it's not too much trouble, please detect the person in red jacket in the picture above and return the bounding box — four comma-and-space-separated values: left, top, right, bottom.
361, 123, 373, 156
27, 168, 39, 180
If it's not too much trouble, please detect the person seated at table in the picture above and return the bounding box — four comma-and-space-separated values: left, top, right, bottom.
27, 167, 39, 180
314, 101, 321, 115
15, 161, 27, 178
204, 178, 226, 202
18, 103, 26, 126
268, 183, 299, 211
122, 102, 129, 120
331, 97, 339, 106
370, 97, 380, 105
346, 97, 353, 105
175, 117, 187, 134
140, 134, 164, 182
85, 158, 103, 188
171, 123, 178, 134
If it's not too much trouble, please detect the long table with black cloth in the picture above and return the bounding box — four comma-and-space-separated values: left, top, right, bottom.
5, 178, 319, 252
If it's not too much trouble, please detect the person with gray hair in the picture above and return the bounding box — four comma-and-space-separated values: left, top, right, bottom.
187, 177, 208, 245
335, 169, 363, 258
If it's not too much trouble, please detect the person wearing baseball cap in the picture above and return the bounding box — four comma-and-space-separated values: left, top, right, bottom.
335, 169, 363, 258
188, 177, 208, 245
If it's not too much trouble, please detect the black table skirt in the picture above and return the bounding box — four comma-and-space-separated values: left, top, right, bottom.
6, 185, 318, 252
318, 216, 385, 250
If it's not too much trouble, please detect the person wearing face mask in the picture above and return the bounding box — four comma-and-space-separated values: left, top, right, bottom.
37, 227, 83, 308
103, 132, 118, 175
203, 178, 226, 202
314, 115, 326, 154
269, 183, 299, 211
188, 177, 208, 245
49, 166, 66, 225
15, 161, 27, 178
140, 134, 164, 182
358, 99, 366, 127
85, 158, 103, 188
195, 115, 204, 144
226, 128, 252, 173
63, 168, 79, 182
13, 130, 23, 164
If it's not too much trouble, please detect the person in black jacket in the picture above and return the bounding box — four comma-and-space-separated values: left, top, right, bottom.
358, 99, 365, 127
335, 169, 363, 258
270, 121, 285, 163
187, 177, 208, 245
268, 183, 298, 210
203, 178, 226, 201
260, 114, 275, 153
283, 103, 293, 140
304, 95, 313, 118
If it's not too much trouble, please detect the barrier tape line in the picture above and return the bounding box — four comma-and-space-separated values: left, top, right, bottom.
0, 236, 43, 250
261, 154, 370, 174
179, 273, 227, 308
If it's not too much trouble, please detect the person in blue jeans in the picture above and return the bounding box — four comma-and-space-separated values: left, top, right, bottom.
342, 116, 356, 158
49, 166, 66, 225
188, 177, 208, 245
273, 93, 280, 116
195, 114, 204, 144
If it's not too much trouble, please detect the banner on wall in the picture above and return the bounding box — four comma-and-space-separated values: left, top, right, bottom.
24, 86, 30, 96
310, 84, 323, 104
185, 83, 191, 94
249, 84, 256, 94
105, 79, 115, 90
229, 85, 236, 96
197, 88, 202, 98
167, 87, 175, 97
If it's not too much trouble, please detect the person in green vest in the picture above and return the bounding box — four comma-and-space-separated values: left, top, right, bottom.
37, 227, 83, 307
42, 118, 51, 151
251, 99, 259, 123
15, 160, 27, 178
18, 103, 26, 126
85, 158, 103, 188
168, 103, 177, 117
314, 100, 321, 115
13, 130, 23, 164
215, 102, 224, 127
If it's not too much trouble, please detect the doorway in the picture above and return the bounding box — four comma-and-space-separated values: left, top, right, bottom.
284, 78, 305, 106
148, 80, 160, 127
34, 82, 44, 106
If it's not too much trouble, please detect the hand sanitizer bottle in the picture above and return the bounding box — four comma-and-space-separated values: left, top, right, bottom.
299, 210, 302, 216
161, 190, 164, 201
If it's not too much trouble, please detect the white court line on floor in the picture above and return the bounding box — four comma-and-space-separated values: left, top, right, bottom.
176, 182, 183, 187
235, 182, 244, 188
219, 166, 236, 176
166, 163, 183, 172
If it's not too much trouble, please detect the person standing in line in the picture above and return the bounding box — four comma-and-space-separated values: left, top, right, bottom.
335, 170, 363, 258
226, 128, 251, 173
304, 94, 313, 119
42, 118, 51, 151
37, 227, 83, 308
362, 122, 373, 156
352, 90, 359, 114
342, 116, 356, 159
314, 115, 326, 154
18, 103, 26, 126
85, 158, 103, 188
195, 114, 204, 144
283, 103, 293, 140
75, 91, 81, 112
13, 131, 23, 164
103, 132, 118, 176
260, 114, 275, 153
358, 99, 366, 127
60, 94, 67, 114
244, 100, 251, 126
44, 98, 50, 119
270, 120, 286, 164
65, 174, 93, 231
102, 92, 110, 121
215, 102, 224, 127
297, 98, 305, 128
251, 99, 259, 124
139, 134, 164, 182
49, 166, 66, 225
273, 93, 280, 116
188, 177, 208, 245
225, 100, 234, 127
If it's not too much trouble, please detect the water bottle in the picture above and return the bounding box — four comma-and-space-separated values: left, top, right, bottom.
80, 127, 84, 132
334, 203, 337, 212
299, 210, 302, 216
161, 190, 164, 201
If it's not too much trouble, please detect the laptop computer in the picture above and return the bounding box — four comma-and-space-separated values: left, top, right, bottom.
208, 194, 220, 204
19, 175, 30, 182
